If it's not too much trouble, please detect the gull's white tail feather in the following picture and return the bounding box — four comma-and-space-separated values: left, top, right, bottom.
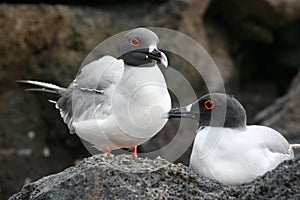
25, 88, 60, 94
17, 80, 66, 94
290, 144, 300, 149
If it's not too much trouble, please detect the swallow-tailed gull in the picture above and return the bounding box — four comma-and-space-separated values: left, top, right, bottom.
18, 28, 171, 158
164, 93, 299, 185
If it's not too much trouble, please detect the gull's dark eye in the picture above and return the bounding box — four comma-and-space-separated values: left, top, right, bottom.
130, 37, 140, 47
204, 99, 215, 110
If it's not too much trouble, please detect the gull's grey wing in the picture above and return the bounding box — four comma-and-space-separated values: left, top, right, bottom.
260, 129, 291, 154
74, 55, 125, 92
248, 126, 294, 161
57, 56, 124, 133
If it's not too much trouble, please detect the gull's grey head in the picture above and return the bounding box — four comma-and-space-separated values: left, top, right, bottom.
119, 28, 168, 67
164, 93, 247, 129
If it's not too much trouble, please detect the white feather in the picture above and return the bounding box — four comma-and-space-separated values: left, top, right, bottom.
17, 80, 63, 91
190, 125, 294, 185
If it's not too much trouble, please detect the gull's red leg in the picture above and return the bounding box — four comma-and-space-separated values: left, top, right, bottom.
104, 148, 111, 155
131, 146, 137, 158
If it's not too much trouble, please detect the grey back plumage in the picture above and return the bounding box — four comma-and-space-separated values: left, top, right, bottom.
57, 56, 124, 133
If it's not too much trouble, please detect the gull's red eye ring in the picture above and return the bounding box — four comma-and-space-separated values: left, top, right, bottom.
204, 100, 215, 110
130, 37, 140, 47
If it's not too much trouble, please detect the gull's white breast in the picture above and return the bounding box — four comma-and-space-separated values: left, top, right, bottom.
73, 65, 171, 151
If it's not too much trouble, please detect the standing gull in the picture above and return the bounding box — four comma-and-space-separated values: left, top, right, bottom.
164, 93, 299, 185
18, 28, 171, 158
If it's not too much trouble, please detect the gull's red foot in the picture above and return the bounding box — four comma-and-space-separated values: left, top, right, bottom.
104, 148, 111, 155
131, 146, 137, 158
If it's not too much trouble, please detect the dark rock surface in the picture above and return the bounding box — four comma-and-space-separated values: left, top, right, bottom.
205, 0, 300, 119
9, 154, 300, 199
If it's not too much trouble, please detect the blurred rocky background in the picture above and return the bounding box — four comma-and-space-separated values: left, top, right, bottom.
1, 0, 300, 199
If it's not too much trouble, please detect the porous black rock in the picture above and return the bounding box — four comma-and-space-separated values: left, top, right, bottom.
223, 158, 300, 199
9, 154, 223, 199
9, 154, 300, 199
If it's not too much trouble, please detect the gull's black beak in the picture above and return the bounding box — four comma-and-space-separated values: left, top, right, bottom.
119, 47, 168, 67
147, 48, 168, 67
162, 104, 198, 119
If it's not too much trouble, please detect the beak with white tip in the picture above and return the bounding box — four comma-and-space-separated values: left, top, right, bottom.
162, 104, 197, 119
147, 48, 168, 68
